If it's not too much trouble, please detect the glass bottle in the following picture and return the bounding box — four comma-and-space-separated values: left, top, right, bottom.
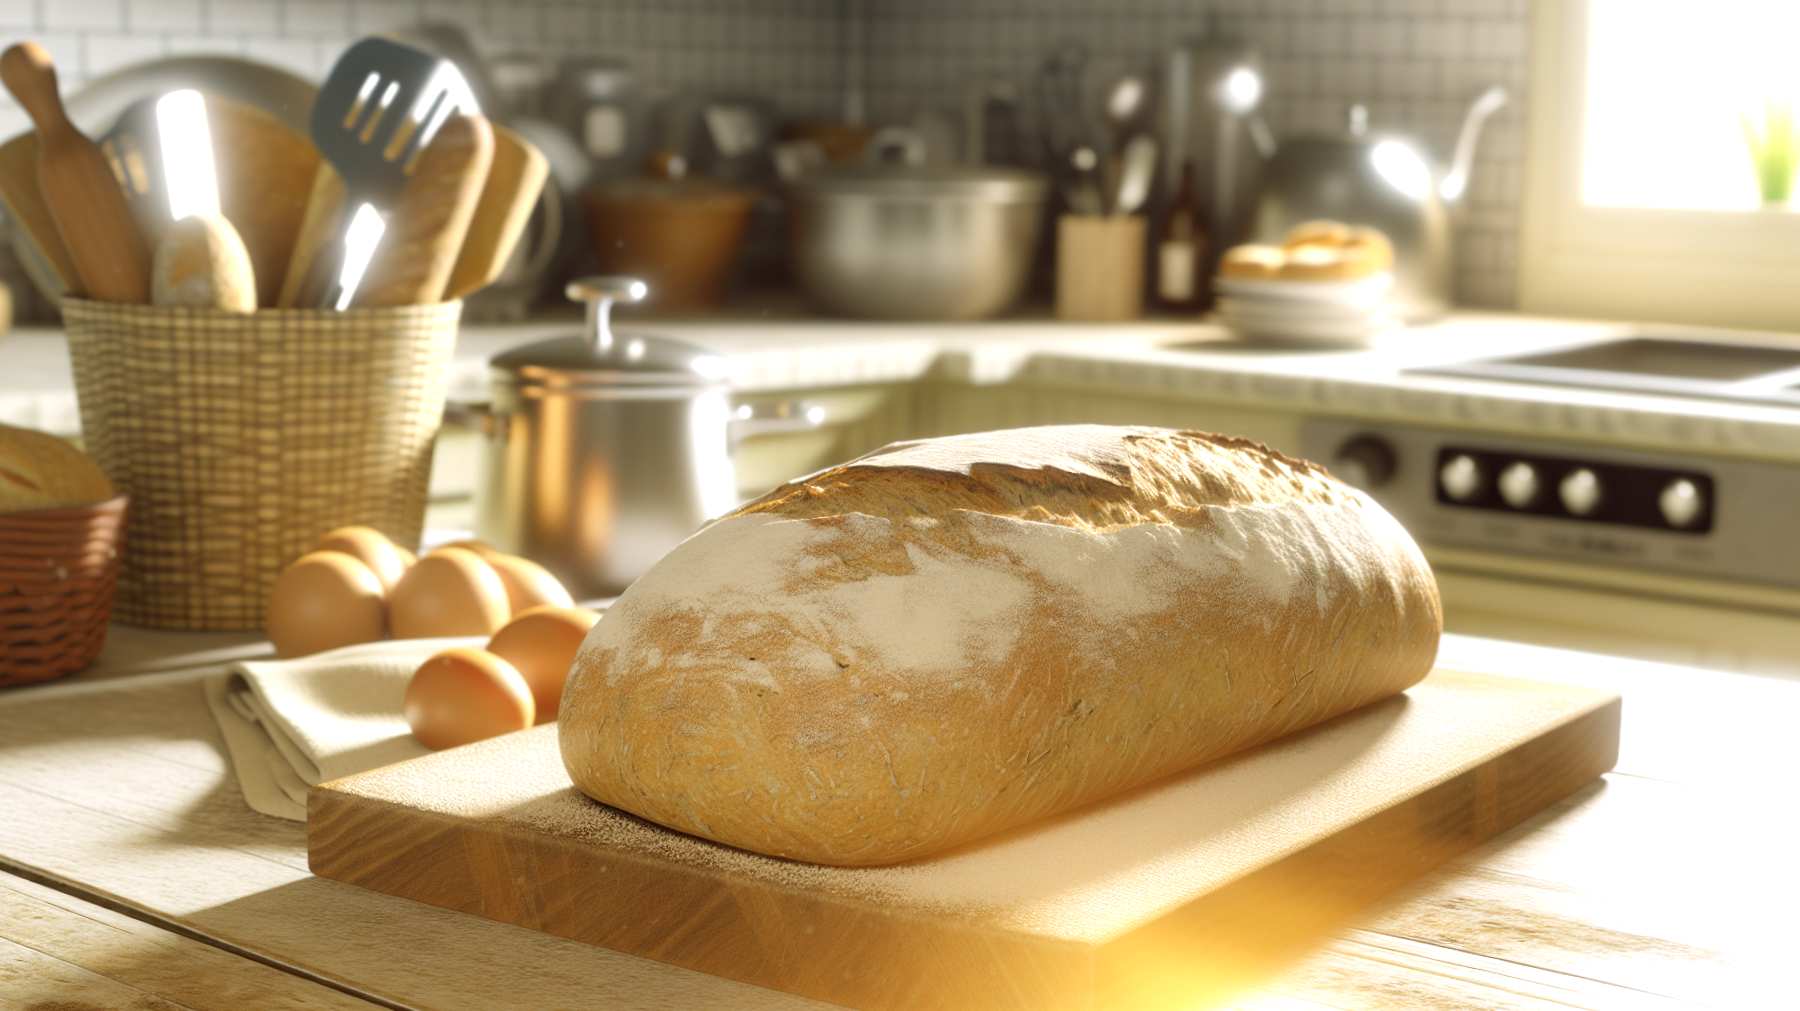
1156, 159, 1208, 311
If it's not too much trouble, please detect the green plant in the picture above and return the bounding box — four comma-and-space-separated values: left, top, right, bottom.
1741, 100, 1799, 204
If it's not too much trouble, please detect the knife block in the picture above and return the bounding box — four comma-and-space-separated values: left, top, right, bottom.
1056, 214, 1145, 322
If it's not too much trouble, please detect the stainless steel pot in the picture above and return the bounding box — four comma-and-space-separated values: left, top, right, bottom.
784, 161, 1049, 320
475, 277, 739, 599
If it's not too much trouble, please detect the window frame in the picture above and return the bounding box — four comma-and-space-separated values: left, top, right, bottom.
1519, 0, 1800, 331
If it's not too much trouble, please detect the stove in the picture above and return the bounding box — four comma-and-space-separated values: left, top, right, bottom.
1409, 334, 1800, 407
1301, 419, 1800, 592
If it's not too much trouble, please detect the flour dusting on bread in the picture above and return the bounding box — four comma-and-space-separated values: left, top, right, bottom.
561, 425, 1440, 866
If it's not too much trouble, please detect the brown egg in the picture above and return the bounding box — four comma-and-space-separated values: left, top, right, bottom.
437, 538, 504, 560
312, 525, 408, 593
395, 545, 418, 567
266, 551, 386, 658
486, 606, 600, 723
404, 647, 535, 750
388, 547, 510, 639
486, 554, 574, 614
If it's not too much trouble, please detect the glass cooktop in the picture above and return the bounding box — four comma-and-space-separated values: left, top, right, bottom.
1410, 336, 1800, 406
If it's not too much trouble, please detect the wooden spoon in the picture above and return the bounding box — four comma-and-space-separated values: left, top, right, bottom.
0, 42, 150, 303
443, 122, 547, 301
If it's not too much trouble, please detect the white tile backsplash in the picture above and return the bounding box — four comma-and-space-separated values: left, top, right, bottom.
0, 0, 1530, 319
0, 2, 34, 31
279, 0, 345, 35
127, 0, 202, 32
43, 0, 125, 32
206, 0, 280, 34
84, 32, 164, 76
865, 0, 1532, 309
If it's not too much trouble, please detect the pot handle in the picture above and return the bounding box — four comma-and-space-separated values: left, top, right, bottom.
728, 400, 827, 453
442, 401, 491, 434
567, 275, 648, 350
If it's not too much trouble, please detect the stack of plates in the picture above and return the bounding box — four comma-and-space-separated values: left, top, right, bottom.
1214, 273, 1396, 348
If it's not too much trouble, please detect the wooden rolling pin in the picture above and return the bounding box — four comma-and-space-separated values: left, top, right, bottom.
0, 42, 150, 304
352, 114, 494, 308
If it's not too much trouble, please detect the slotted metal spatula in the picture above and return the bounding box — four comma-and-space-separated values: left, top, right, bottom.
307, 37, 477, 308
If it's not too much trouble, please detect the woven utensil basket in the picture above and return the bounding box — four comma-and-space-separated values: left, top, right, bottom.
62, 299, 461, 630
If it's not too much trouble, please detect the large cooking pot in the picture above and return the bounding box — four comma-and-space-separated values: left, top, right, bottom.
579, 177, 760, 312
785, 159, 1049, 320
475, 277, 739, 599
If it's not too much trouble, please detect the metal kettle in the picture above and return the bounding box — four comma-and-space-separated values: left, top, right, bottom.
1251, 87, 1507, 321
475, 277, 738, 599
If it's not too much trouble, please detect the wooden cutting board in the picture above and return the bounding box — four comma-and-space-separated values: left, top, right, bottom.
309, 669, 1619, 1011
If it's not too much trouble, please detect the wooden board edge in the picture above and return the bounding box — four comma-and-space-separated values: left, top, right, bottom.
1090, 693, 1623, 1011
308, 783, 1093, 1011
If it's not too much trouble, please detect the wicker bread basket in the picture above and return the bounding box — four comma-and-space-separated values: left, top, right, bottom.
61, 299, 461, 630
0, 495, 127, 686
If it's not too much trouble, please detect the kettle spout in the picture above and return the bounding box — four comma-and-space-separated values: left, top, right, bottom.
1439, 85, 1508, 205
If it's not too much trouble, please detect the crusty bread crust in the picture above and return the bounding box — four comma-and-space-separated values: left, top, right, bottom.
560, 426, 1441, 866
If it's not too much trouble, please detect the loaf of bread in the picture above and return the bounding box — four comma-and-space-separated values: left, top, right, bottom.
560, 426, 1441, 866
0, 423, 113, 513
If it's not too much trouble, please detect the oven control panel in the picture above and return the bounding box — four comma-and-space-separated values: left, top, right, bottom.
1301, 419, 1800, 590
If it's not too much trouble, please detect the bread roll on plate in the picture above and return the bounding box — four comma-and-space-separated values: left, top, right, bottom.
560, 425, 1441, 866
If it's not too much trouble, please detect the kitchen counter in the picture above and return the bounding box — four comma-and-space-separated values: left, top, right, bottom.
8, 311, 1800, 462
7, 310, 1800, 677
1, 631, 1792, 1009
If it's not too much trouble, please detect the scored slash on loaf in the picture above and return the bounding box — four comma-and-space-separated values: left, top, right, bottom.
560, 424, 1443, 866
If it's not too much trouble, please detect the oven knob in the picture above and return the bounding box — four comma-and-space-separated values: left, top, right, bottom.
1333, 435, 1396, 490
1498, 461, 1540, 508
1559, 468, 1603, 516
1659, 478, 1706, 529
1439, 454, 1482, 501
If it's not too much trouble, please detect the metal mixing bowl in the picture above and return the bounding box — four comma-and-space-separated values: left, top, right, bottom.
784, 166, 1049, 320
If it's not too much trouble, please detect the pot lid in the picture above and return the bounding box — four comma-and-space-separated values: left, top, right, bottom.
490, 277, 732, 386
788, 164, 1049, 202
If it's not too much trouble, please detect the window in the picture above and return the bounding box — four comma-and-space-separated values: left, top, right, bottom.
1519, 0, 1800, 330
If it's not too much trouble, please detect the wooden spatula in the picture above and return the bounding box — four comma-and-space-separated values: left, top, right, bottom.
308, 36, 476, 308
208, 94, 321, 308
443, 122, 547, 301
0, 42, 150, 304
0, 131, 82, 296
353, 114, 494, 308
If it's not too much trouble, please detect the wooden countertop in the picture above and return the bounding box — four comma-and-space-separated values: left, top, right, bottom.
1, 629, 1792, 1009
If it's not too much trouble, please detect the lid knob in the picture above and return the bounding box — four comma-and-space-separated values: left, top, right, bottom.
567, 276, 648, 352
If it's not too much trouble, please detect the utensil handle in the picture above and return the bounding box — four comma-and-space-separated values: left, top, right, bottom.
0, 43, 71, 135
566, 275, 646, 351
442, 123, 548, 301
276, 161, 345, 308
2, 41, 150, 304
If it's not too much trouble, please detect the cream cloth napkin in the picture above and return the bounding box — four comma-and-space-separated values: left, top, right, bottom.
204, 637, 483, 820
